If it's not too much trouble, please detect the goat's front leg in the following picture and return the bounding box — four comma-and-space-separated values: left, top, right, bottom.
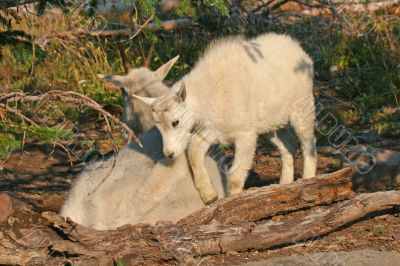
188, 135, 218, 204
229, 132, 257, 194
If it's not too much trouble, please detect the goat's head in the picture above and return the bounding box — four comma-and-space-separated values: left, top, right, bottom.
98, 55, 179, 97
133, 82, 195, 159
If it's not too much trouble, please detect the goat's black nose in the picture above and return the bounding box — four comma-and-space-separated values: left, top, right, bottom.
167, 153, 175, 159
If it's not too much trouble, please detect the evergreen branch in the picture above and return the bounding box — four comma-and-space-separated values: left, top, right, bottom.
1, 90, 142, 147
0, 103, 38, 126
0, 90, 139, 185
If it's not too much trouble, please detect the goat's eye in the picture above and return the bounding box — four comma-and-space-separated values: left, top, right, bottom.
172, 120, 179, 128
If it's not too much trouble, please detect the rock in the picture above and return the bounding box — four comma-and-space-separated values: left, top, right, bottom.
0, 193, 13, 223
353, 129, 380, 144
340, 145, 400, 192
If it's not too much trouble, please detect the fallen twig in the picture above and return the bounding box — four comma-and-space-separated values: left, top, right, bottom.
129, 14, 154, 40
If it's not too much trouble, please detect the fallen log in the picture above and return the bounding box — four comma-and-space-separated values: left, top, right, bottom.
1, 168, 399, 265
179, 167, 355, 225
0, 168, 355, 264
2, 190, 397, 265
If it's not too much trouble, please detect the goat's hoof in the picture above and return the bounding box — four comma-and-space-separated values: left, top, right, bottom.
229, 187, 243, 195
200, 190, 218, 205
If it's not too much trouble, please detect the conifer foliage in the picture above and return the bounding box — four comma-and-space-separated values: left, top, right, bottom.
0, 0, 231, 159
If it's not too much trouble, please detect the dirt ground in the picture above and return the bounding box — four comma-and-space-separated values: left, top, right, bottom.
1, 134, 400, 265
239, 250, 400, 266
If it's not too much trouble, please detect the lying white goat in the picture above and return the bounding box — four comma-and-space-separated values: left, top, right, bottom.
133, 33, 317, 204
60, 128, 227, 230
99, 56, 179, 133
62, 61, 228, 229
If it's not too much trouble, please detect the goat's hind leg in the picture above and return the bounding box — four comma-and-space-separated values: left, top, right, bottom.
229, 132, 257, 194
269, 127, 297, 184
188, 135, 218, 204
290, 107, 317, 179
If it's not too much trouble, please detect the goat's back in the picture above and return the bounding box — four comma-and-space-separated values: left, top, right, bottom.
61, 128, 227, 230
179, 33, 314, 134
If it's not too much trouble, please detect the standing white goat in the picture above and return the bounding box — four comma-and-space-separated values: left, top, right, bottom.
133, 33, 317, 204
99, 56, 179, 133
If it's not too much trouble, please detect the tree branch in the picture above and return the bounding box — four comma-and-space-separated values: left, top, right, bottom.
34, 18, 194, 47
0, 0, 39, 10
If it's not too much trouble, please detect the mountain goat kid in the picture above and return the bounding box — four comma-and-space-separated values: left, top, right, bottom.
60, 128, 227, 230
99, 56, 179, 133
62, 59, 228, 229
133, 33, 317, 204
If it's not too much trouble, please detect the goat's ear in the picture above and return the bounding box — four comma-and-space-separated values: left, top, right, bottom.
155, 55, 179, 80
98, 74, 125, 87
177, 82, 186, 102
132, 94, 156, 106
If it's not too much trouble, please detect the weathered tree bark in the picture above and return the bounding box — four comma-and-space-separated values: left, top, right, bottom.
1, 168, 400, 265
179, 167, 355, 225
0, 168, 372, 264
1, 188, 399, 265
